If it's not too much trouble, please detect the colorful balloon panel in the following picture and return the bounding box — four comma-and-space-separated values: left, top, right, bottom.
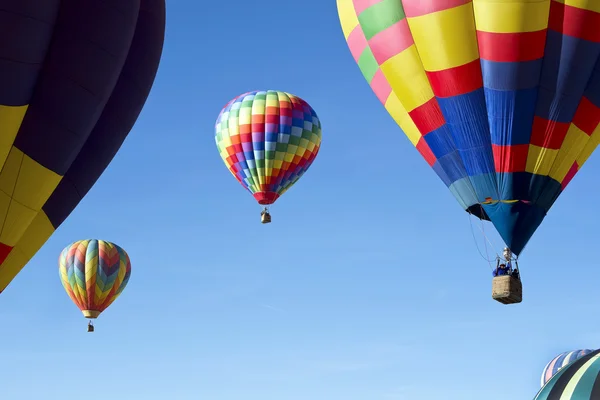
535, 349, 600, 398
541, 349, 595, 387
59, 239, 131, 318
215, 90, 322, 205
0, 0, 165, 293
337, 0, 600, 255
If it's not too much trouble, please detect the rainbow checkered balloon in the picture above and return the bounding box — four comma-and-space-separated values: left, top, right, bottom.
215, 90, 322, 206
59, 239, 131, 319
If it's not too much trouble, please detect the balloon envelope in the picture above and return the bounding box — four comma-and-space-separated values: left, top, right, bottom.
0, 0, 165, 293
536, 349, 600, 399
336, 0, 600, 255
215, 90, 322, 205
541, 349, 594, 387
59, 239, 131, 319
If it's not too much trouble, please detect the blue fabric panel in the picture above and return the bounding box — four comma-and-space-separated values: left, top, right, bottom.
424, 125, 457, 158
431, 160, 452, 188
528, 174, 563, 212
496, 172, 534, 204
583, 60, 600, 107
470, 173, 499, 203
535, 30, 600, 122
449, 177, 479, 210
433, 151, 469, 186
481, 58, 543, 91
485, 88, 538, 145
437, 89, 496, 176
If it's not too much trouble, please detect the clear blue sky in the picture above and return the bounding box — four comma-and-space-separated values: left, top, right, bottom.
1, 1, 599, 399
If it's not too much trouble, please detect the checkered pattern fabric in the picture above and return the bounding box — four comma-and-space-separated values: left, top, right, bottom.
215, 90, 322, 205
337, 0, 600, 254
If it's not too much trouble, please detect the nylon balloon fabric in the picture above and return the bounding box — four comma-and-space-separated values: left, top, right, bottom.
0, 0, 165, 293
337, 0, 600, 255
541, 350, 595, 387
59, 240, 131, 319
215, 90, 322, 205
535, 349, 600, 400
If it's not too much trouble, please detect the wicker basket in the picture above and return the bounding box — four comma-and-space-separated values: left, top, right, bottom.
261, 212, 271, 224
492, 275, 522, 304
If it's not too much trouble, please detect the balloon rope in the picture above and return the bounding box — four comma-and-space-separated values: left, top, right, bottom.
467, 212, 496, 268
477, 220, 499, 260
480, 215, 492, 269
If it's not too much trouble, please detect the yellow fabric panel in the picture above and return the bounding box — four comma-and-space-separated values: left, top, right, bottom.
295, 140, 308, 155
96, 285, 111, 304
576, 125, 600, 166
407, 3, 479, 71
12, 152, 62, 209
553, 0, 600, 12
310, 133, 320, 146
526, 145, 558, 176
252, 99, 266, 110
0, 148, 21, 195
337, 0, 359, 39
227, 117, 239, 136
238, 105, 252, 125
380, 45, 434, 112
0, 148, 62, 246
549, 125, 589, 182
0, 105, 27, 168
284, 151, 295, 162
0, 194, 9, 240
0, 198, 38, 247
384, 92, 421, 146
266, 96, 279, 107
0, 211, 55, 292
473, 0, 551, 33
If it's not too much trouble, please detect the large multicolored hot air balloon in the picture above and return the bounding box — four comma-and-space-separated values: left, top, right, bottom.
541, 349, 595, 387
336, 0, 600, 257
535, 349, 600, 399
0, 0, 165, 294
215, 90, 322, 223
59, 239, 131, 331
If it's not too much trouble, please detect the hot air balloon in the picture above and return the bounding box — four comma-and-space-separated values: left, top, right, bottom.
337, 0, 600, 302
541, 349, 595, 387
535, 349, 600, 399
215, 90, 322, 223
0, 0, 165, 294
59, 239, 131, 332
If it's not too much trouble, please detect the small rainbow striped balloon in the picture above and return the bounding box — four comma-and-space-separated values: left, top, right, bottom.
215, 90, 322, 207
59, 239, 131, 319
540, 349, 594, 387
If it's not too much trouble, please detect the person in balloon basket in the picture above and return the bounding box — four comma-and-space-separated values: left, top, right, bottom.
509, 261, 520, 280
493, 263, 510, 277
493, 261, 520, 280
